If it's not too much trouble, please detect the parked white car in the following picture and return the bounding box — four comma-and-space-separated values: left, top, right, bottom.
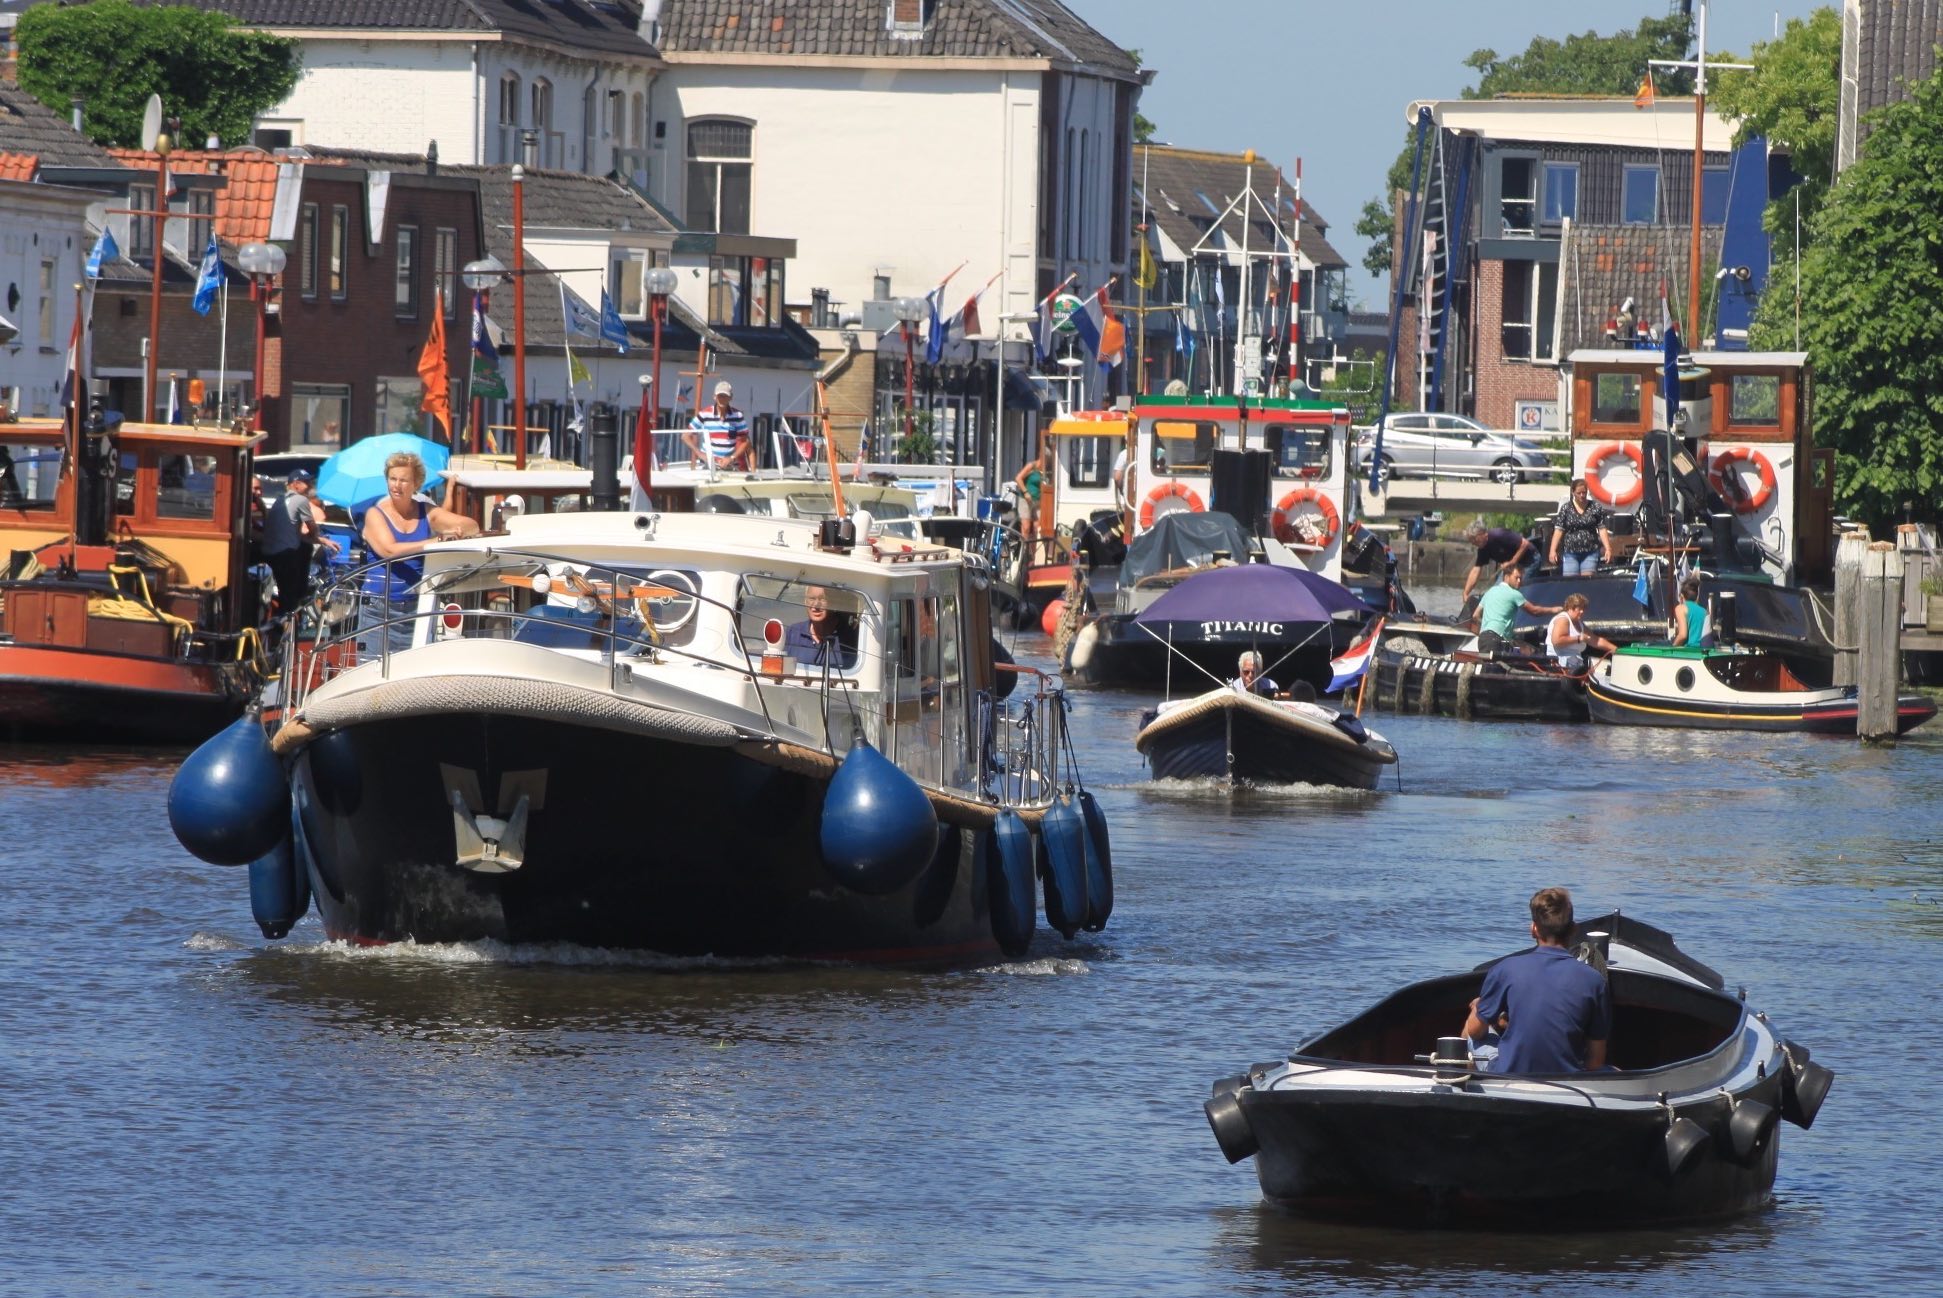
1353, 413, 1555, 485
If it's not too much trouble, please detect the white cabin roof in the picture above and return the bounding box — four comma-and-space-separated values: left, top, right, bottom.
1407, 98, 1736, 153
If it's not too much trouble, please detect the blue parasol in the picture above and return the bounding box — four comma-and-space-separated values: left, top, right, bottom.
1132, 564, 1371, 641
315, 433, 451, 509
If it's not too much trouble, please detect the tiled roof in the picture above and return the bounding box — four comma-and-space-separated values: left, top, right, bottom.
1558, 224, 1725, 356
0, 151, 36, 181
106, 147, 288, 245
652, 0, 1139, 77
0, 80, 126, 170
1839, 0, 1943, 169
137, 0, 661, 60
1135, 145, 1347, 271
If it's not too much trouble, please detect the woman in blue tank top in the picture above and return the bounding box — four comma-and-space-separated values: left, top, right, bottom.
359, 451, 478, 650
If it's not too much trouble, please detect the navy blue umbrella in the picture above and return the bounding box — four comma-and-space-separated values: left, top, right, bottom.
1132, 564, 1370, 643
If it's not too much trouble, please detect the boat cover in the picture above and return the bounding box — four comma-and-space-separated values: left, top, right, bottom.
1133, 563, 1371, 640
1122, 511, 1254, 585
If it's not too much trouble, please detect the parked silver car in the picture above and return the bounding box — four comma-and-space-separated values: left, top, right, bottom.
1353, 413, 1554, 485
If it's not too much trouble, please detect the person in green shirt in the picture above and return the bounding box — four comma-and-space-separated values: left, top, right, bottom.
1474, 564, 1562, 653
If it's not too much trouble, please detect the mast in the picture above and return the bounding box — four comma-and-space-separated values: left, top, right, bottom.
1234, 152, 1253, 400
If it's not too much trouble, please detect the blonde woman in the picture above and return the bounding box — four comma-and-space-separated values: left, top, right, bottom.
360, 452, 477, 649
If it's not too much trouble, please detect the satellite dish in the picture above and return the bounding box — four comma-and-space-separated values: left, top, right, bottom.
139, 95, 163, 152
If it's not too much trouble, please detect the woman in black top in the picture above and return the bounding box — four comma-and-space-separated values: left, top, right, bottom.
1549, 478, 1614, 577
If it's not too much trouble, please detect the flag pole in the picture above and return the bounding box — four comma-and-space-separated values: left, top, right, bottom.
216, 272, 229, 424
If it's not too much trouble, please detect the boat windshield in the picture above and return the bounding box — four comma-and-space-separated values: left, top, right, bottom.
1262, 422, 1332, 479
0, 442, 62, 510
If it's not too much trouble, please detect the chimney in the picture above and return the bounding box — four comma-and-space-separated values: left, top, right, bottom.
427, 139, 439, 176
71, 98, 84, 132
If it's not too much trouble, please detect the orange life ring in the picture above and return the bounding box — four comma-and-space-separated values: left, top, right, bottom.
1271, 487, 1341, 548
1584, 442, 1645, 508
1139, 482, 1205, 529
1708, 447, 1777, 513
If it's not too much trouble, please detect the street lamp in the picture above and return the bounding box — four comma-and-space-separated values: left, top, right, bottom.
462, 254, 507, 453
511, 152, 533, 468
637, 265, 679, 492
144, 121, 175, 423
892, 294, 925, 457
236, 241, 286, 432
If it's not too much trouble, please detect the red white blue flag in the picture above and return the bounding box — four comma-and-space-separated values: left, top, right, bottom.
1327, 617, 1385, 694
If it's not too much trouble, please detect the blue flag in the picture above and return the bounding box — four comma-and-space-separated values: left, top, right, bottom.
1632, 558, 1652, 608
599, 289, 631, 353
191, 236, 222, 316
924, 286, 946, 365
86, 227, 120, 280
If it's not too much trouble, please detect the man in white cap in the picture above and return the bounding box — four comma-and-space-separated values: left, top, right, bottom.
684, 379, 751, 470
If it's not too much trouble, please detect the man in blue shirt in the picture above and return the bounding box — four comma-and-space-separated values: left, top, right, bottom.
1463, 887, 1611, 1073
1474, 564, 1561, 653
783, 585, 854, 668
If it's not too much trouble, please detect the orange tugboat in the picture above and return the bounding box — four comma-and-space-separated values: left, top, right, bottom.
0, 409, 269, 742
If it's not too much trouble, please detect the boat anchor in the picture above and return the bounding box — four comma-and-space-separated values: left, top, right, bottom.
442, 765, 546, 873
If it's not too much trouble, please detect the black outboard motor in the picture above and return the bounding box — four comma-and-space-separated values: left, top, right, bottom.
74, 406, 122, 547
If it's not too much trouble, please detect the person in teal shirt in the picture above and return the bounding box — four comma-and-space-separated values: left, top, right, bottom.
1670, 576, 1708, 647
1475, 564, 1562, 653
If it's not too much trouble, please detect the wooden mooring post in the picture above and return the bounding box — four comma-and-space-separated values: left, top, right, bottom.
1857, 540, 1906, 742
1831, 528, 1872, 689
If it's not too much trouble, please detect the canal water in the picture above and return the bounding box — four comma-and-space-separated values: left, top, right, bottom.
1, 628, 1937, 1296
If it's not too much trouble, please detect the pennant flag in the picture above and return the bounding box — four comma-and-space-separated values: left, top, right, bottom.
1634, 71, 1656, 110
191, 236, 222, 316
1327, 617, 1385, 694
562, 287, 602, 340
417, 309, 451, 437
470, 291, 507, 399
1035, 294, 1058, 362
568, 351, 591, 386
1134, 230, 1158, 292
1632, 557, 1653, 608
86, 227, 120, 280
960, 291, 982, 340
166, 377, 183, 425
1184, 263, 1203, 335
1173, 306, 1190, 355
1212, 260, 1226, 311
599, 289, 631, 353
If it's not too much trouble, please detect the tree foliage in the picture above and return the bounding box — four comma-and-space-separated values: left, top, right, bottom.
1756, 66, 1943, 527
15, 0, 301, 151
1126, 49, 1157, 143
1355, 13, 1694, 277
1705, 8, 1841, 249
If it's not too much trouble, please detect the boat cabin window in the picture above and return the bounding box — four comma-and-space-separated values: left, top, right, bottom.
450, 562, 706, 654
1589, 373, 1642, 427
885, 592, 964, 785
157, 455, 220, 521
736, 575, 864, 673
1061, 435, 1115, 489
1262, 423, 1331, 479
0, 442, 62, 510
1149, 419, 1217, 475
1726, 374, 1782, 429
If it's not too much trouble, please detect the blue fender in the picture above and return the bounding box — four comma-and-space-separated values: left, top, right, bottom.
1077, 788, 1114, 932
984, 809, 1036, 957
169, 714, 290, 866
819, 741, 939, 895
1035, 795, 1089, 939
248, 833, 309, 940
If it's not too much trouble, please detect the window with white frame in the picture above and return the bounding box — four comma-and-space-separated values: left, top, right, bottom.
610, 247, 646, 318
434, 227, 458, 319
1500, 156, 1536, 235
394, 225, 419, 318
1623, 166, 1659, 225
187, 189, 215, 255
299, 203, 318, 298
531, 78, 555, 166
329, 205, 349, 299
499, 73, 521, 164
686, 119, 752, 234
1541, 162, 1577, 224
1499, 259, 1561, 361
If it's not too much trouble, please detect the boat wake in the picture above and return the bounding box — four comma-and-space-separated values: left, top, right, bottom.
182, 931, 251, 952
977, 955, 1092, 977
1141, 775, 1382, 801
297, 936, 798, 971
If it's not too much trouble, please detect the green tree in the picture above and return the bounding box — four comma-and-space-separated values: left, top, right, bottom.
1127, 49, 1157, 143
1355, 14, 1695, 278
16, 1, 300, 151
1705, 9, 1841, 269
1762, 65, 1943, 527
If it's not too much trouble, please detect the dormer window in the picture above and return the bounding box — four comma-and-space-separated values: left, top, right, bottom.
887, 0, 935, 38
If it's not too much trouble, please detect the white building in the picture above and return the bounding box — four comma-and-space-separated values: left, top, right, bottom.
0, 177, 93, 419
186, 0, 665, 181
644, 0, 1146, 330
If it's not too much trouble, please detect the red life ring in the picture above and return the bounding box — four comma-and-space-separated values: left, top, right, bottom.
1271, 487, 1341, 547
1138, 482, 1205, 529
1708, 447, 1777, 513
1584, 442, 1645, 508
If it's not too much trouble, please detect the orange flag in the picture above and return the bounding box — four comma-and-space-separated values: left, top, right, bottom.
417, 308, 451, 438
1634, 72, 1656, 110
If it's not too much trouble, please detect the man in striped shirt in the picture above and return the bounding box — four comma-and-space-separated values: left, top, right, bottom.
684, 380, 752, 469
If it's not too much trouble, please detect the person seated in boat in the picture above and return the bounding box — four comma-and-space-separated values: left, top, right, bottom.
1544, 594, 1616, 672
1462, 887, 1611, 1074
1230, 651, 1280, 697
1474, 565, 1562, 655
1458, 523, 1538, 610
783, 585, 856, 669
1670, 576, 1709, 648
360, 452, 479, 651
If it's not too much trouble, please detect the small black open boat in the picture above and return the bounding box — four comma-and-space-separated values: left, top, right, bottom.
1135, 688, 1396, 789
1204, 913, 1834, 1225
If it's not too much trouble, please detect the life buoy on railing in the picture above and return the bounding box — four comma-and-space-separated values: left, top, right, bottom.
1139, 482, 1205, 529
1584, 441, 1645, 508
1271, 488, 1341, 548
1708, 447, 1777, 513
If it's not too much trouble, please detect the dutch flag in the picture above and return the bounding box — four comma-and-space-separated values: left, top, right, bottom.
1327, 617, 1385, 694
